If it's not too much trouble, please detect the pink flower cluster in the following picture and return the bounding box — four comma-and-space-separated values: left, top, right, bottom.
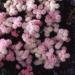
0, 0, 70, 75
19, 65, 33, 75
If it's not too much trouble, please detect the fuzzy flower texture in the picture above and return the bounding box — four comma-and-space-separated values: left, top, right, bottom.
0, 0, 70, 75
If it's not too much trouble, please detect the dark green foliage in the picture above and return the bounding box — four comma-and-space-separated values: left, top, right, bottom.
0, 69, 10, 75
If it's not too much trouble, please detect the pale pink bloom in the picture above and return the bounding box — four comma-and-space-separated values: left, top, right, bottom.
22, 33, 30, 44
0, 12, 6, 24
56, 47, 70, 62
15, 0, 26, 3
21, 50, 30, 59
26, 0, 35, 11
32, 32, 40, 38
11, 42, 23, 50
25, 20, 41, 36
56, 29, 69, 41
19, 68, 33, 75
26, 55, 32, 65
4, 0, 26, 16
9, 7, 18, 16
33, 9, 42, 19
55, 41, 63, 49
25, 22, 35, 34
45, 14, 53, 26
6, 51, 15, 61
46, 48, 54, 57
0, 39, 12, 61
45, 11, 61, 26
45, 0, 60, 11
0, 39, 11, 52
44, 55, 57, 69
41, 9, 47, 15
38, 44, 47, 54
53, 24, 59, 33
14, 42, 23, 50
16, 50, 25, 61
44, 38, 55, 49
33, 4, 46, 19
16, 50, 30, 60
0, 25, 11, 34
12, 17, 22, 29
49, 0, 60, 11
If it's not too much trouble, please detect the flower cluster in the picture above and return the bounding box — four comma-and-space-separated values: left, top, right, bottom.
0, 0, 70, 75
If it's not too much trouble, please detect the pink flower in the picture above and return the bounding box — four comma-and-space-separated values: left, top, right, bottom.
0, 39, 11, 52
24, 20, 41, 36
55, 41, 63, 49
16, 50, 30, 61
19, 69, 33, 75
45, 11, 61, 26
0, 25, 11, 34
33, 5, 46, 19
37, 44, 47, 54
16, 0, 26, 3
11, 30, 19, 37
46, 48, 54, 57
44, 38, 55, 49
56, 29, 69, 41
22, 33, 31, 44
0, 0, 70, 73
56, 47, 70, 62
44, 55, 57, 69
14, 42, 23, 50
19, 66, 33, 75
26, 0, 35, 11
26, 55, 32, 65
0, 39, 12, 60
12, 17, 22, 29
6, 51, 15, 61
33, 9, 42, 19
0, 12, 6, 24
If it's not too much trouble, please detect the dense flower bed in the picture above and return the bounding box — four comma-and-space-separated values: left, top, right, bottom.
0, 0, 70, 75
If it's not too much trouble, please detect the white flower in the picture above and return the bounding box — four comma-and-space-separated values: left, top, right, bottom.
26, 0, 35, 11
49, 0, 60, 11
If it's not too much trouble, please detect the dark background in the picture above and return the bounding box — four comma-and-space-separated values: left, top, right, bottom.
0, 0, 75, 75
